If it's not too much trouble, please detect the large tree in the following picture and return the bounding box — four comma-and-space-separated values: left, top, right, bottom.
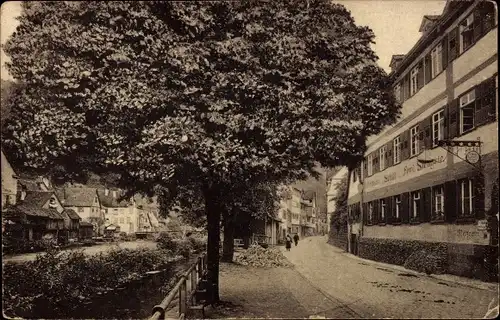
2, 0, 399, 302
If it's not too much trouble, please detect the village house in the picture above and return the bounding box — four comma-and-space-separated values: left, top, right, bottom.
1, 149, 18, 209
56, 187, 104, 236
346, 0, 498, 281
327, 167, 350, 249
3, 190, 66, 244
99, 188, 137, 234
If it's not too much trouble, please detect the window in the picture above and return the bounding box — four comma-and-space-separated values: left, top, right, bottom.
78, 207, 84, 213
367, 154, 373, 176
380, 199, 386, 221
394, 195, 401, 219
393, 136, 401, 164
459, 14, 474, 53
379, 146, 386, 171
120, 217, 125, 224
411, 191, 421, 219
431, 43, 443, 78
460, 179, 474, 217
368, 202, 374, 224
114, 208, 118, 212
5, 195, 12, 205
433, 186, 445, 220
410, 125, 419, 156
394, 83, 401, 103
432, 109, 445, 146
410, 66, 419, 95
127, 217, 131, 223
460, 90, 475, 134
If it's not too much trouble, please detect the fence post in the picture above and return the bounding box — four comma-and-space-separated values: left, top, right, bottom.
179, 276, 187, 317
197, 257, 203, 280
190, 268, 196, 300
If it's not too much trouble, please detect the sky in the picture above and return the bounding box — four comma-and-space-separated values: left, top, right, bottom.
1, 0, 446, 81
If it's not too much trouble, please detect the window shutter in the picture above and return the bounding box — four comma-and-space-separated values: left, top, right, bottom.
474, 175, 485, 220
363, 159, 368, 180
448, 27, 458, 62
403, 74, 410, 101
401, 192, 410, 224
482, 1, 496, 33
386, 141, 393, 167
373, 150, 379, 174
362, 202, 368, 225
442, 38, 448, 70
421, 187, 432, 223
401, 130, 410, 160
443, 103, 449, 139
473, 5, 483, 43
447, 99, 459, 139
424, 54, 432, 84
385, 197, 392, 224
373, 200, 379, 224
444, 180, 457, 223
399, 82, 404, 103
422, 115, 433, 149
417, 60, 425, 90
476, 77, 497, 127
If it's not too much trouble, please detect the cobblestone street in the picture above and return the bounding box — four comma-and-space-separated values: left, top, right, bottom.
282, 236, 498, 319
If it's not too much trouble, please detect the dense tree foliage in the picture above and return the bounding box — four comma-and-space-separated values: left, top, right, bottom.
2, 0, 400, 302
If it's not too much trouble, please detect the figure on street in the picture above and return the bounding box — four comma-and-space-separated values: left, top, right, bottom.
285, 234, 292, 251
293, 233, 299, 246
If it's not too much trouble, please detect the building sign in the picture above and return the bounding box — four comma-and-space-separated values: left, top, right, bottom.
365, 147, 448, 192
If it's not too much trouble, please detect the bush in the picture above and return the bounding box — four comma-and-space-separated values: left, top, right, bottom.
173, 239, 193, 258
187, 236, 207, 253
404, 248, 448, 275
3, 247, 180, 318
156, 232, 175, 251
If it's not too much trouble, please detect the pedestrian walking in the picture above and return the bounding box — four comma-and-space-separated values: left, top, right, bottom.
293, 233, 299, 246
285, 234, 292, 251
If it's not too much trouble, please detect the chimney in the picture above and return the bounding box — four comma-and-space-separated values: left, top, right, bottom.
105, 188, 109, 196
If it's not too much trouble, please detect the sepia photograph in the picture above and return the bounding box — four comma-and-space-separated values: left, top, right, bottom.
1, 0, 498, 319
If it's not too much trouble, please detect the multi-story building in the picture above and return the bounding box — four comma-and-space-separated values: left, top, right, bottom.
1, 149, 18, 209
326, 167, 349, 234
347, 0, 497, 280
57, 187, 104, 235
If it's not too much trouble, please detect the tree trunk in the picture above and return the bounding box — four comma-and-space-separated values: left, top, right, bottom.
221, 211, 235, 262
204, 184, 221, 303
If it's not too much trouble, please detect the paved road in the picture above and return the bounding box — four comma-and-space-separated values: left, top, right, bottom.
282, 236, 498, 319
3, 240, 157, 263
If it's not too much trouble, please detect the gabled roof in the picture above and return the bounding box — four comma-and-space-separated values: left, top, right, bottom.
64, 209, 81, 220
6, 204, 64, 220
419, 15, 441, 32
24, 191, 54, 207
58, 187, 99, 207
97, 189, 130, 208
389, 54, 405, 67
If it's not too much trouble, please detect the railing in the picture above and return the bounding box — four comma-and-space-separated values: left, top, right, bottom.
150, 253, 207, 320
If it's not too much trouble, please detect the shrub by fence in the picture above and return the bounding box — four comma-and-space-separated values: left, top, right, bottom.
3, 247, 182, 318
